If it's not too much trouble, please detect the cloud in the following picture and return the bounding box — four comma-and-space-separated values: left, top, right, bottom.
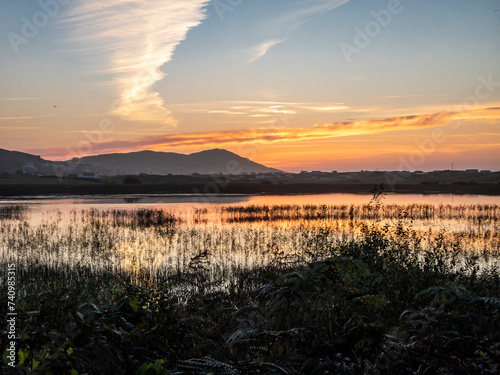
298, 105, 351, 112
208, 110, 246, 115
243, 0, 351, 64
0, 117, 34, 120
375, 94, 439, 99
0, 126, 45, 130
0, 97, 46, 101
314, 112, 457, 131
37, 107, 500, 158
273, 0, 351, 30
170, 100, 350, 117
62, 0, 210, 126
247, 39, 284, 64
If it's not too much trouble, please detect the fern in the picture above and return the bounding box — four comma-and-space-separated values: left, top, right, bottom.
178, 357, 239, 375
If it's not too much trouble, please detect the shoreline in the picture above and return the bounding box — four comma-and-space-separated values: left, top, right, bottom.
1, 182, 500, 197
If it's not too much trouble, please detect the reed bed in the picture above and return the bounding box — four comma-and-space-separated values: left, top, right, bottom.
220, 203, 500, 222
0, 204, 28, 221
0, 202, 499, 374
1, 204, 499, 293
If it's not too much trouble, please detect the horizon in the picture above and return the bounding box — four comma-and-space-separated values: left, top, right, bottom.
1, 1, 499, 172
2, 146, 498, 174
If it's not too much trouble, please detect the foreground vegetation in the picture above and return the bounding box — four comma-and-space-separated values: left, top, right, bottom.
1, 203, 499, 374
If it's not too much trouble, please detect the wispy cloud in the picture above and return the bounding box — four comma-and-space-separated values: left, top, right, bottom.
0, 97, 46, 101
244, 0, 351, 64
0, 126, 45, 130
37, 107, 500, 158
273, 0, 351, 30
247, 39, 284, 64
314, 112, 456, 131
62, 0, 210, 126
298, 105, 351, 112
170, 100, 350, 117
0, 116, 34, 120
375, 94, 448, 99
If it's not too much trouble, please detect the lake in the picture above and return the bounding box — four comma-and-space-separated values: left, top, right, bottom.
2, 193, 500, 221
1, 192, 498, 289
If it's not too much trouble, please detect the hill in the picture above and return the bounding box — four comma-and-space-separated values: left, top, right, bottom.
0, 148, 280, 176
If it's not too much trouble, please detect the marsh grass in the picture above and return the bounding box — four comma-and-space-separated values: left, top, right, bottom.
0, 203, 499, 374
0, 204, 28, 221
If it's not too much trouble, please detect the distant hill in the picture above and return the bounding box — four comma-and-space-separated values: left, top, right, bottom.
0, 148, 281, 176
0, 149, 55, 175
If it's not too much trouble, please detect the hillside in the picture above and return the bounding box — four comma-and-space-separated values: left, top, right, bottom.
0, 148, 281, 176
77, 149, 279, 175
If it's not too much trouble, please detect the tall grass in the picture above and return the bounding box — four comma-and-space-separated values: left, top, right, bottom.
0, 204, 28, 220
1, 204, 498, 294
0, 202, 499, 374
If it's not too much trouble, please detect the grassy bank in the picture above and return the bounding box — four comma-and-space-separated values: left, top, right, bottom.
2, 175, 500, 197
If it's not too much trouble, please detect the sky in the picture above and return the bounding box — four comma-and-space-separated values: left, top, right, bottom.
1, 0, 499, 172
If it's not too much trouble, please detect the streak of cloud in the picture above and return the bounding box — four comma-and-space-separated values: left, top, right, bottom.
246, 0, 351, 64
0, 98, 46, 101
298, 105, 351, 112
62, 0, 210, 126
0, 126, 43, 130
0, 117, 34, 120
170, 100, 351, 117
273, 0, 351, 30
314, 112, 456, 130
247, 39, 284, 64
37, 107, 500, 159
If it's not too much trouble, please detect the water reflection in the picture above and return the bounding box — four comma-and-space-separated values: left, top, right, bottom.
2, 192, 500, 207
123, 197, 142, 203
1, 193, 500, 225
0, 197, 498, 287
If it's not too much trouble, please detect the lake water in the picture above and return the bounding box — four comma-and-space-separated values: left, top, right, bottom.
2, 193, 500, 220
1, 193, 499, 285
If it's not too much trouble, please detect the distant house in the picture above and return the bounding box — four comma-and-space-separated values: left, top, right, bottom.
465, 169, 479, 173
255, 174, 270, 179
81, 172, 95, 178
480, 170, 492, 173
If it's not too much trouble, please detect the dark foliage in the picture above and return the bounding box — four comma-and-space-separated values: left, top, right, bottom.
1, 222, 499, 374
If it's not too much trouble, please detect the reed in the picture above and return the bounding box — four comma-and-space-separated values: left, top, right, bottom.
0, 202, 498, 374
0, 204, 28, 220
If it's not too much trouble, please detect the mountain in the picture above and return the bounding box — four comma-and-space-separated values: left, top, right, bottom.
0, 148, 281, 176
0, 148, 54, 175
74, 149, 279, 175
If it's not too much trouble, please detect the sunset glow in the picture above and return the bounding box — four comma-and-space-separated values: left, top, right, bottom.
1, 0, 499, 171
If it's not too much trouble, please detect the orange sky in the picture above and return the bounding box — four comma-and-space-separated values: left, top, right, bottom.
1, 1, 500, 171
17, 106, 499, 171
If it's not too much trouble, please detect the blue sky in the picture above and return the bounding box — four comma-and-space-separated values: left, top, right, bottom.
1, 0, 499, 171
